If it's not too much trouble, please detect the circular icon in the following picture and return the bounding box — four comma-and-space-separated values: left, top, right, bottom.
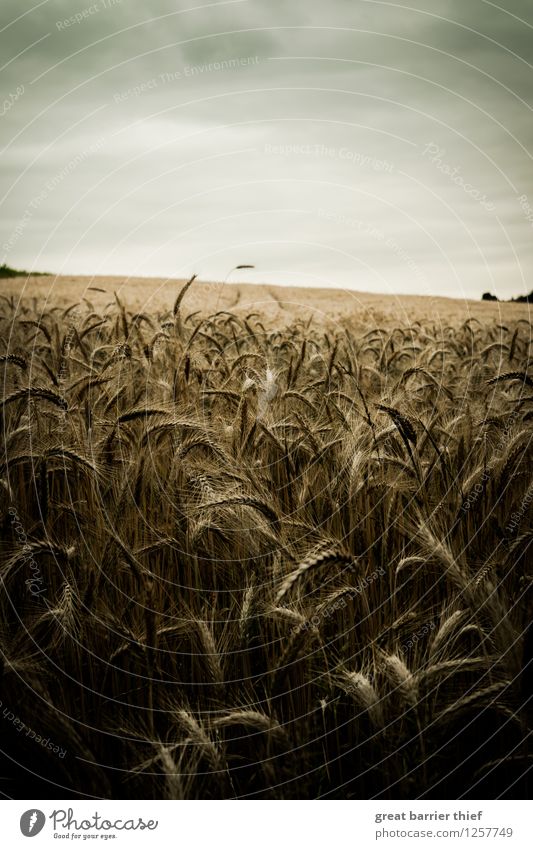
20, 810, 46, 837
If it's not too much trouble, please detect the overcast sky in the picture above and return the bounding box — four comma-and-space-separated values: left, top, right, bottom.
1, 0, 533, 298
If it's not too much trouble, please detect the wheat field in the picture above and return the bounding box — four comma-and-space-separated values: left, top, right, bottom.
0, 276, 531, 799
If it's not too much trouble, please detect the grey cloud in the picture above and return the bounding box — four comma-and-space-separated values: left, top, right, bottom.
1, 0, 533, 297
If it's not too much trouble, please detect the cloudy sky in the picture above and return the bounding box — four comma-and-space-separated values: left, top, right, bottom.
1, 0, 533, 298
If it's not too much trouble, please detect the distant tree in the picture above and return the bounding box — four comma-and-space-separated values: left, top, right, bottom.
512, 291, 533, 303
0, 264, 21, 278
481, 292, 498, 301
0, 264, 48, 278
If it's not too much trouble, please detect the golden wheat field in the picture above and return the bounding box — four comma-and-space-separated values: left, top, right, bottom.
0, 275, 531, 799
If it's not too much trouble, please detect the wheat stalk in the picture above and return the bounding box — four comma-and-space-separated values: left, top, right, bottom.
276, 548, 355, 604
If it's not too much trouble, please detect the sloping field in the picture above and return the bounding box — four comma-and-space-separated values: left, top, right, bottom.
0, 276, 531, 799
2, 273, 530, 327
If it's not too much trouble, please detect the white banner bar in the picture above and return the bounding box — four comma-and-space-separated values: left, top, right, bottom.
2, 800, 530, 848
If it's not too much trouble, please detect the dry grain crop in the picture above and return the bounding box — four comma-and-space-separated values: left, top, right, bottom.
0, 280, 531, 799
